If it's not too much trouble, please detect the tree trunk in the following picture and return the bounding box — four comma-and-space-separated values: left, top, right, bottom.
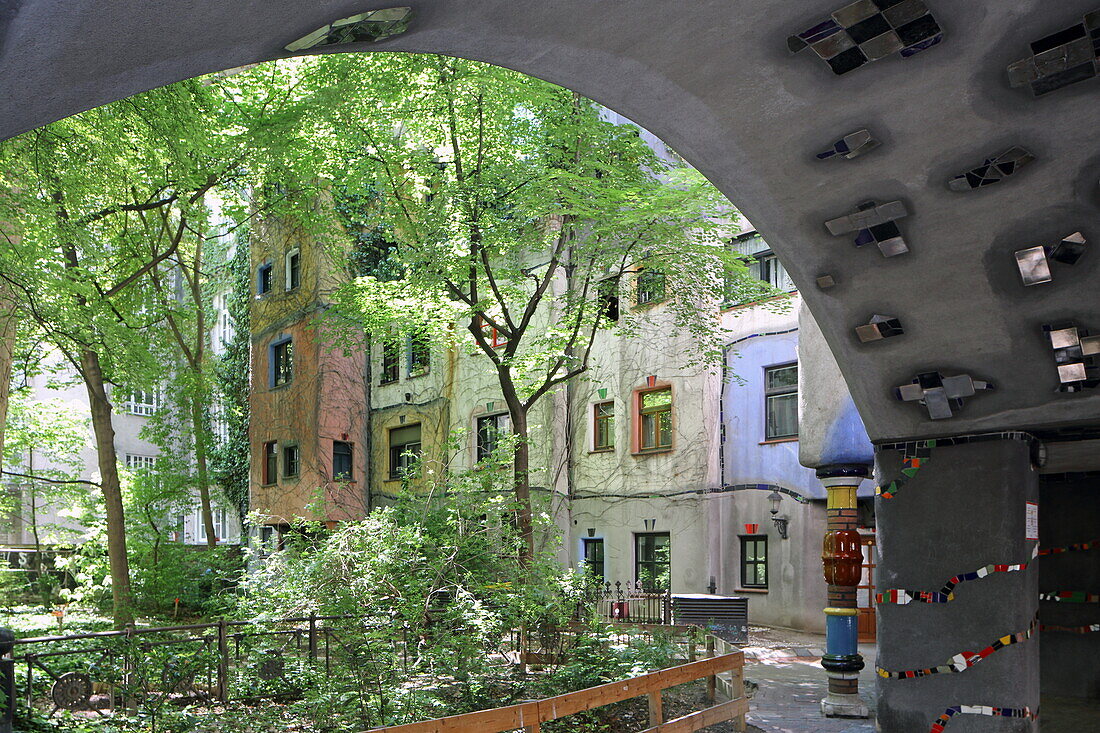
191, 396, 217, 548
80, 349, 134, 627
0, 286, 15, 465
504, 398, 535, 567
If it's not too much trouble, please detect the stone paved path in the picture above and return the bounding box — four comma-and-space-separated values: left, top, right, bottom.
740, 626, 877, 733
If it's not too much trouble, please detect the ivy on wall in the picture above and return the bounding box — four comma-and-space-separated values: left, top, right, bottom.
210, 231, 252, 522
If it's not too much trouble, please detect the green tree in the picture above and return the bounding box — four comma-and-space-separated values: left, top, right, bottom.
280, 54, 744, 564
0, 76, 295, 624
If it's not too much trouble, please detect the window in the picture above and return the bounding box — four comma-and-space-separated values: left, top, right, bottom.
333, 441, 354, 481
388, 424, 422, 479
597, 279, 620, 323
408, 334, 430, 377
285, 249, 301, 291
271, 338, 293, 387
211, 291, 235, 355
257, 262, 273, 295
124, 389, 159, 416
740, 535, 768, 589
635, 268, 666, 306
476, 413, 512, 461
635, 533, 671, 591
638, 388, 672, 451
726, 232, 795, 305
380, 340, 400, 384
593, 401, 614, 451
582, 538, 605, 581
764, 363, 798, 440
124, 454, 157, 471
478, 316, 508, 348
283, 444, 300, 478
262, 441, 277, 485
196, 507, 227, 543
749, 252, 789, 290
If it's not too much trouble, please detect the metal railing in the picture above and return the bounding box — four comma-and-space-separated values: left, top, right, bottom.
2, 613, 404, 720
591, 581, 672, 625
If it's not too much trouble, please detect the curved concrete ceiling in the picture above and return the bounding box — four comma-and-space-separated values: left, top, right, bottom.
2, 0, 1098, 443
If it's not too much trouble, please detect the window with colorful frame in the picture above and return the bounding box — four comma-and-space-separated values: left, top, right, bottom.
593, 401, 615, 451
638, 387, 672, 451
270, 337, 293, 388
478, 316, 509, 348
257, 262, 273, 295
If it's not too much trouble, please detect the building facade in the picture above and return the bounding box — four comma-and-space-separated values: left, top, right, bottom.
246, 218, 875, 634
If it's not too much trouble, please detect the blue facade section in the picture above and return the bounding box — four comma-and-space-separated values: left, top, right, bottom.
821, 394, 875, 466
722, 330, 874, 501
722, 331, 826, 501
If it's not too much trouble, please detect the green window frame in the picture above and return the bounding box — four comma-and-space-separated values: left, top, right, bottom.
740, 535, 768, 589
635, 532, 671, 591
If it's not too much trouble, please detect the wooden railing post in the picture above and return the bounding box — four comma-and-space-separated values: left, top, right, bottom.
705, 635, 716, 703
732, 662, 746, 732
217, 620, 229, 703
648, 690, 664, 727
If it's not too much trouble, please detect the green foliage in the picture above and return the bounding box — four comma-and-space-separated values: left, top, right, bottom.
210, 237, 252, 522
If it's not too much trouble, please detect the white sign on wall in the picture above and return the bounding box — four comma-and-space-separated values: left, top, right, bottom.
1025, 501, 1039, 541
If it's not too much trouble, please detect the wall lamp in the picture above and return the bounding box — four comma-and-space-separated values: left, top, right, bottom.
768, 490, 790, 540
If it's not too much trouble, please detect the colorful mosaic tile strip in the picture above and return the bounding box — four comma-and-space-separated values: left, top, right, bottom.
875, 431, 1042, 498
1041, 624, 1100, 634
1039, 538, 1100, 556
876, 440, 934, 498
1039, 591, 1100, 603
877, 616, 1037, 679
877, 545, 1038, 605
929, 705, 1037, 733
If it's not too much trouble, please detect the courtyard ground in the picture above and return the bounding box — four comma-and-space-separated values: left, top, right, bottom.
741, 625, 876, 733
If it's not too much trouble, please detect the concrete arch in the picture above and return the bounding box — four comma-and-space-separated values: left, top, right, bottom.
3, 0, 1098, 443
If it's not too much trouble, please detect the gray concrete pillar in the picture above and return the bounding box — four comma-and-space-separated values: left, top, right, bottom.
876, 436, 1039, 732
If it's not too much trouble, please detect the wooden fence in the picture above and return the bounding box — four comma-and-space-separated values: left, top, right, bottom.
368, 647, 746, 733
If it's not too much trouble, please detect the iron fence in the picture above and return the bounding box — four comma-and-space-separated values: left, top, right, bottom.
2, 613, 409, 722
590, 580, 672, 625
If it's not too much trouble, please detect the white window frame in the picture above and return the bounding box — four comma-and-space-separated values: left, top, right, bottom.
124, 454, 157, 471
125, 389, 159, 416
211, 291, 235, 355
196, 507, 227, 543
285, 248, 301, 291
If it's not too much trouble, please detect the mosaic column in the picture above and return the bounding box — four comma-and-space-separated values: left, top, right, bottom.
819, 464, 870, 718
875, 436, 1039, 733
